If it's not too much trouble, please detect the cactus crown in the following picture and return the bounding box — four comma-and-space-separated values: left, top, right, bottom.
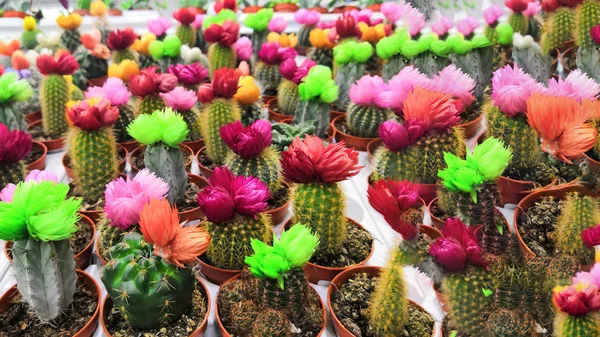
149, 35, 183, 60
333, 39, 373, 65
66, 97, 119, 130
244, 8, 274, 32
168, 63, 209, 86
56, 13, 82, 31
0, 124, 32, 164
0, 72, 33, 104
245, 224, 319, 289
297, 65, 338, 103
127, 108, 189, 147
348, 75, 392, 109
198, 67, 242, 102
220, 120, 272, 159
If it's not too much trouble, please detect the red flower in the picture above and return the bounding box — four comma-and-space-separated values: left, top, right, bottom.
220, 120, 272, 159
129, 67, 177, 98
204, 20, 239, 47
107, 27, 138, 51
591, 25, 600, 45
505, 0, 530, 13
214, 0, 237, 13
36, 51, 79, 76
542, 0, 559, 11
197, 185, 236, 222
367, 179, 421, 240
257, 42, 298, 65
212, 68, 241, 99
554, 284, 600, 316
429, 237, 467, 272
559, 0, 584, 7
441, 217, 487, 268
0, 123, 32, 164
173, 8, 196, 25
336, 13, 361, 39
281, 135, 362, 184
582, 225, 600, 249
378, 120, 427, 152
197, 83, 214, 103
67, 98, 119, 130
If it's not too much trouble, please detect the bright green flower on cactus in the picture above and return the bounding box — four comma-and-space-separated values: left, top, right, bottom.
149, 35, 182, 60
203, 9, 237, 29
243, 8, 274, 32
430, 40, 452, 57
467, 137, 513, 181
0, 181, 81, 242
0, 73, 33, 103
245, 224, 319, 289
376, 28, 410, 60
451, 39, 474, 54
471, 34, 491, 48
417, 33, 438, 51
496, 23, 514, 45
297, 65, 338, 103
127, 108, 189, 147
333, 40, 373, 65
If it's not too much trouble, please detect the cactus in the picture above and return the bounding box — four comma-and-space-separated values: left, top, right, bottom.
62, 30, 81, 53
203, 12, 239, 76
487, 309, 536, 337
175, 18, 197, 47
254, 42, 297, 93
346, 104, 389, 138
298, 25, 314, 48
85, 77, 135, 143
293, 65, 338, 138
14, 68, 42, 117
345, 75, 391, 138
576, 47, 600, 82
21, 16, 40, 49
0, 72, 33, 131
554, 313, 600, 337
556, 192, 600, 264
74, 48, 109, 80
251, 310, 292, 337
333, 40, 373, 111
307, 47, 334, 68
244, 8, 274, 59
447, 35, 491, 102
512, 42, 552, 83
541, 8, 575, 54
208, 43, 237, 76
277, 80, 299, 115
255, 268, 311, 317
575, 0, 600, 48
509, 13, 528, 35
255, 62, 283, 92
55, 13, 83, 53
107, 28, 139, 63
271, 122, 316, 151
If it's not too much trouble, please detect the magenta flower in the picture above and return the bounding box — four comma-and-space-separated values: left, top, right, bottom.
316, 20, 335, 29
429, 65, 476, 111
582, 225, 600, 249
168, 63, 209, 86
573, 265, 600, 289
378, 120, 426, 152
197, 186, 236, 223
430, 217, 486, 272
294, 9, 320, 26
0, 169, 59, 202
160, 87, 197, 112
280, 58, 316, 84
349, 75, 393, 109
402, 6, 426, 36
430, 16, 454, 36
268, 17, 287, 33
591, 24, 600, 45
547, 69, 600, 102
491, 65, 545, 116
233, 36, 252, 61
350, 9, 381, 26
85, 77, 131, 107
524, 1, 542, 17
381, 2, 403, 22
257, 42, 297, 65
457, 16, 480, 36
104, 169, 170, 229
387, 66, 431, 113
191, 14, 205, 29
429, 237, 467, 272
148, 17, 172, 37
483, 5, 504, 25
220, 120, 271, 159
0, 124, 31, 164
554, 284, 600, 316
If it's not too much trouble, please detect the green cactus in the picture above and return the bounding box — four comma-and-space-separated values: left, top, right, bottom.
251, 309, 292, 337
144, 143, 188, 204
195, 28, 207, 52
508, 13, 528, 35
576, 47, 600, 82
218, 278, 251, 320
345, 103, 388, 138
240, 102, 264, 126
61, 29, 81, 53
382, 54, 408, 81
512, 45, 552, 83
97, 217, 136, 261
101, 232, 196, 329
298, 26, 314, 48
554, 313, 600, 337
254, 62, 283, 93
307, 47, 333, 68
225, 147, 282, 192
334, 63, 366, 111
0, 103, 26, 131
208, 44, 237, 77
556, 192, 600, 264
592, 118, 600, 158
256, 268, 311, 318
114, 104, 135, 142
199, 98, 242, 164
486, 309, 536, 337
176, 25, 197, 47
112, 48, 138, 64
541, 8, 575, 54
1, 162, 25, 186
139, 53, 160, 70
181, 108, 203, 141
293, 99, 330, 138
40, 74, 70, 137
15, 69, 42, 116
484, 26, 498, 45
411, 52, 450, 78
575, 0, 600, 48
277, 80, 299, 116
202, 214, 271, 270
21, 29, 40, 50
75, 49, 109, 79
136, 94, 166, 116
271, 122, 316, 151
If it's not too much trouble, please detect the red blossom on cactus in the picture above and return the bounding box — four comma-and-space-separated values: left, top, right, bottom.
106, 27, 138, 51
591, 25, 600, 45
280, 58, 316, 84
429, 238, 467, 271
429, 217, 487, 271
0, 124, 32, 164
129, 67, 178, 98
541, 0, 559, 11
505, 0, 530, 13
167, 63, 208, 86
197, 83, 214, 103
281, 135, 362, 184
336, 13, 361, 39
173, 8, 196, 25
403, 87, 461, 132
554, 284, 600, 316
204, 20, 240, 47
257, 42, 298, 65
582, 225, 600, 249
67, 98, 119, 130
214, 0, 237, 13
36, 51, 79, 76
220, 120, 272, 159
212, 68, 241, 99
378, 120, 427, 152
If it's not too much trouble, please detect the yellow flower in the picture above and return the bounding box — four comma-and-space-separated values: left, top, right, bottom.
65, 100, 78, 111
234, 76, 260, 105
108, 60, 140, 82
358, 22, 387, 44
309, 28, 335, 49
23, 16, 36, 31
132, 33, 157, 55
56, 13, 83, 30
267, 32, 298, 48
64, 75, 73, 86
90, 0, 108, 17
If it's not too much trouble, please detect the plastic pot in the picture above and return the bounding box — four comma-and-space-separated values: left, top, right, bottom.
28, 120, 65, 151
180, 173, 210, 223
88, 76, 107, 87
274, 3, 299, 11
183, 138, 205, 153
308, 6, 329, 13
26, 140, 48, 173
366, 138, 382, 164
497, 175, 557, 205
457, 114, 483, 139
331, 115, 376, 151
584, 153, 600, 173
242, 5, 262, 12
118, 139, 139, 152
267, 97, 292, 122
196, 146, 214, 179
25, 111, 41, 125
263, 181, 291, 225
330, 106, 345, 121
427, 198, 445, 230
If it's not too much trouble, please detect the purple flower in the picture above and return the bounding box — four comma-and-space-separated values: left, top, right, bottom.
148, 17, 172, 37
483, 5, 504, 25
220, 120, 272, 159
167, 63, 208, 86
457, 16, 480, 36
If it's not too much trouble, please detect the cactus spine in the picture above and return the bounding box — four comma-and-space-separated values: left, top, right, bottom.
575, 0, 600, 48
335, 63, 365, 111
115, 104, 135, 142
256, 268, 310, 318
0, 161, 25, 186
293, 100, 330, 138
136, 95, 166, 116
208, 44, 236, 76
61, 30, 81, 53
554, 313, 600, 337
346, 103, 388, 138
251, 310, 292, 337
40, 74, 70, 137
508, 13, 528, 35
144, 143, 188, 204
225, 147, 282, 192
541, 8, 575, 54
555, 192, 600, 264
199, 98, 242, 164
308, 48, 333, 68
254, 62, 283, 92
277, 80, 299, 116
177, 25, 197, 47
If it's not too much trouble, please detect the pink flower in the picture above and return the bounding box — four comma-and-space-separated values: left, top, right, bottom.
402, 6, 426, 36
0, 184, 16, 202
160, 87, 197, 111
0, 169, 59, 202
148, 17, 172, 36
85, 77, 131, 107
316, 20, 335, 29
378, 120, 426, 152
387, 66, 431, 113
524, 1, 542, 17
429, 217, 486, 271
457, 16, 480, 36
268, 17, 287, 33
582, 225, 600, 249
168, 63, 208, 86
429, 65, 476, 111
294, 9, 320, 26
257, 42, 297, 65
197, 186, 235, 222
591, 24, 600, 45
430, 16, 454, 36
491, 65, 545, 116
197, 83, 214, 103
350, 9, 381, 25
573, 265, 600, 289
280, 58, 316, 84
483, 5, 504, 24
233, 37, 252, 61
191, 14, 204, 29
547, 70, 600, 102
381, 2, 403, 22
429, 237, 467, 272
220, 120, 272, 159
104, 168, 170, 229
349, 75, 393, 109
554, 284, 600, 316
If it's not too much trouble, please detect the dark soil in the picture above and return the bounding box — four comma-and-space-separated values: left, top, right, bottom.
132, 147, 193, 171
460, 105, 481, 124
28, 123, 62, 141
587, 150, 599, 162
197, 150, 219, 170
105, 285, 207, 337
25, 145, 43, 165
268, 185, 289, 210
67, 182, 104, 212
310, 221, 373, 268
518, 196, 564, 257
0, 278, 97, 336
331, 272, 434, 337
177, 181, 201, 212
505, 159, 581, 187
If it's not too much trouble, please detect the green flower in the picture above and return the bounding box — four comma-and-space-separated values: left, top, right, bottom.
278, 224, 319, 267
244, 8, 273, 32
298, 65, 338, 103
417, 33, 438, 51
452, 39, 474, 54
400, 40, 421, 58
496, 23, 514, 46
430, 40, 452, 57
245, 239, 291, 288
127, 108, 189, 147
471, 34, 491, 49
376, 30, 409, 59
203, 9, 237, 29
333, 40, 373, 65
0, 73, 33, 104
148, 40, 165, 60
467, 137, 512, 182
163, 35, 182, 57
438, 152, 483, 202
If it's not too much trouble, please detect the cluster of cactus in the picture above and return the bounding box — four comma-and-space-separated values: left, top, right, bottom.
541, 8, 576, 54
204, 10, 239, 76
254, 42, 294, 93
21, 16, 40, 50
0, 72, 34, 131
333, 40, 373, 111
271, 122, 316, 151
293, 65, 338, 138
74, 46, 108, 80
556, 192, 600, 264
148, 35, 184, 72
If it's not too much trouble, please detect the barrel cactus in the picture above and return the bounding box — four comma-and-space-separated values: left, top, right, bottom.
0, 72, 33, 131
129, 67, 177, 116
174, 8, 198, 47
293, 65, 338, 138
345, 75, 391, 138
76, 32, 109, 80
277, 59, 316, 116
56, 13, 83, 53
86, 78, 134, 143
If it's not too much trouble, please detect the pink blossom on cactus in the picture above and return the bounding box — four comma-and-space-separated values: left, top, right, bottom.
316, 20, 335, 29
429, 238, 467, 271
197, 83, 214, 103
0, 184, 16, 202
430, 217, 486, 271
294, 9, 320, 26
191, 14, 205, 29
167, 63, 208, 86
160, 87, 197, 111
268, 17, 287, 33
86, 77, 131, 107
197, 186, 236, 222
219, 120, 272, 159
573, 265, 600, 289
294, 59, 316, 84
457, 16, 480, 36
0, 169, 59, 202
429, 65, 476, 111
233, 37, 252, 61
280, 58, 316, 84
387, 66, 431, 113
349, 75, 393, 109
553, 284, 600, 316
257, 42, 297, 65
379, 119, 427, 151
524, 1, 542, 16
104, 168, 170, 229
402, 6, 426, 36
148, 17, 172, 36
381, 2, 403, 22
491, 64, 545, 116
483, 5, 504, 24
546, 69, 600, 102
430, 16, 454, 36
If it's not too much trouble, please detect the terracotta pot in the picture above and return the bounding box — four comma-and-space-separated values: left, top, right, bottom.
118, 139, 139, 152
342, 5, 360, 12
73, 9, 91, 16
267, 97, 292, 122
63, 143, 128, 180
366, 138, 382, 163
331, 115, 376, 151
183, 138, 205, 153
215, 274, 326, 336
197, 257, 241, 285
284, 218, 374, 283
280, 117, 292, 124
100, 277, 210, 337
497, 175, 556, 205
584, 153, 600, 173
263, 181, 291, 225
25, 111, 41, 125
28, 120, 65, 151
421, 224, 442, 240
368, 173, 437, 204
88, 76, 107, 87
427, 198, 445, 230
95, 235, 108, 266
308, 6, 329, 13
108, 8, 123, 15
242, 5, 262, 13
330, 107, 345, 121
180, 173, 209, 223
2, 10, 27, 18
0, 270, 100, 337
26, 140, 48, 173
274, 3, 299, 12
457, 114, 483, 139
513, 184, 598, 259
196, 146, 214, 179
129, 144, 193, 173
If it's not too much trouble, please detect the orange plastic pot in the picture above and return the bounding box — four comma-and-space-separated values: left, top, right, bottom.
108, 9, 123, 15
25, 111, 41, 125
308, 6, 329, 13
274, 3, 299, 12
26, 140, 48, 173
584, 153, 600, 173
457, 114, 483, 139
497, 175, 556, 205
28, 120, 65, 151
330, 107, 345, 120
129, 144, 193, 173
63, 143, 128, 180
267, 97, 292, 122
263, 181, 291, 225
118, 139, 139, 152
427, 198, 445, 230
197, 258, 241, 285
366, 3, 381, 11
331, 115, 376, 151
73, 9, 91, 15
242, 5, 262, 12
366, 138, 382, 163
183, 138, 205, 153
196, 146, 214, 179
2, 10, 27, 18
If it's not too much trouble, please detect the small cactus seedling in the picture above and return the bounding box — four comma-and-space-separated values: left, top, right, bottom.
553, 269, 600, 337
506, 0, 529, 35
107, 27, 139, 64
148, 35, 185, 72
278, 58, 317, 116
556, 192, 600, 264
132, 33, 160, 70
128, 108, 190, 204
197, 167, 272, 270
129, 67, 177, 116
345, 75, 392, 138
541, 7, 575, 54
174, 8, 198, 47
293, 65, 338, 138
307, 27, 335, 68
101, 199, 210, 329
271, 122, 316, 151
86, 78, 134, 142
0, 180, 81, 321
168, 63, 209, 91
281, 136, 361, 255
333, 39, 373, 111
203, 11, 239, 76
254, 42, 297, 93
76, 31, 110, 81
0, 72, 33, 131
65, 98, 120, 202
56, 13, 83, 53
295, 9, 321, 48
0, 124, 32, 186
161, 86, 203, 142
243, 8, 274, 59
37, 52, 80, 138
21, 16, 40, 50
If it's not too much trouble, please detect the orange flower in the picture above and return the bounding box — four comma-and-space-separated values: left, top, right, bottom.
0, 40, 20, 56
168, 227, 211, 268
81, 32, 100, 50
56, 13, 83, 30
92, 44, 110, 59
267, 32, 298, 48
403, 87, 461, 132
309, 28, 335, 49
233, 76, 260, 105
108, 60, 140, 82
131, 33, 156, 55
90, 0, 107, 17
527, 93, 598, 163
358, 22, 388, 44
11, 50, 29, 70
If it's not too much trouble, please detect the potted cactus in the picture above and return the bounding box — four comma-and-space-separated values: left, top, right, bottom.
0, 72, 33, 131
0, 180, 101, 336
107, 27, 138, 64
506, 0, 530, 35
295, 9, 321, 52
129, 66, 177, 116
307, 25, 335, 68
77, 30, 110, 86
56, 13, 83, 53
203, 10, 239, 76
271, 122, 316, 151
148, 35, 185, 72
577, 24, 600, 82
100, 199, 211, 336
233, 75, 264, 126
0, 124, 31, 186
268, 58, 316, 120
216, 225, 326, 336
174, 8, 198, 47
243, 8, 274, 59
132, 33, 160, 70
161, 86, 204, 152
254, 42, 297, 95
196, 167, 272, 284
293, 65, 338, 138
21, 16, 40, 50
376, 28, 411, 80
512, 33, 551, 83
541, 4, 575, 57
